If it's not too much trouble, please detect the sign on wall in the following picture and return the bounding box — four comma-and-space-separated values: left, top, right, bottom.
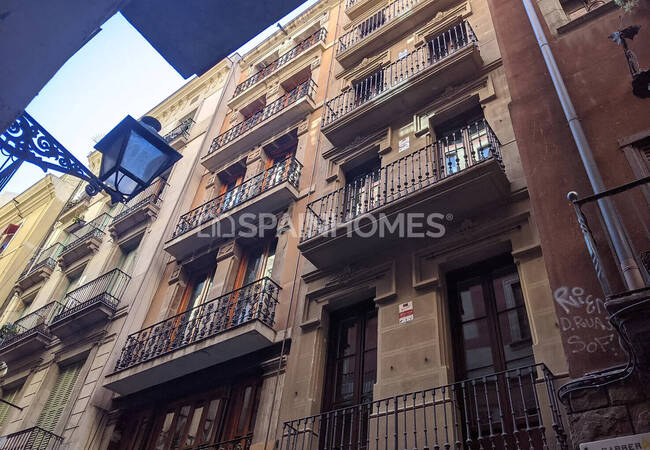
399, 301, 414, 324
579, 432, 650, 450
399, 137, 409, 152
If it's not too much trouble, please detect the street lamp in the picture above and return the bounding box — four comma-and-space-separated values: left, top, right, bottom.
94, 115, 182, 203
0, 112, 182, 203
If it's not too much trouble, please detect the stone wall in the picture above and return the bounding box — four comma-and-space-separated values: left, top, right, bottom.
564, 372, 650, 448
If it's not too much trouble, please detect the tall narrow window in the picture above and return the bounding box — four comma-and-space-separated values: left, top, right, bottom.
0, 384, 22, 428
35, 360, 84, 433
344, 157, 381, 221
0, 224, 19, 255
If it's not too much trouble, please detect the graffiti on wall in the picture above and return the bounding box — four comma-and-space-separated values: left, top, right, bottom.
553, 286, 621, 357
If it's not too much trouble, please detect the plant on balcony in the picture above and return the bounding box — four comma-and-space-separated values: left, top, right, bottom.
615, 0, 638, 11
0, 323, 18, 341
72, 215, 85, 224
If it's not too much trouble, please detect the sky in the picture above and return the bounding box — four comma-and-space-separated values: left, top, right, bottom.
4, 0, 318, 195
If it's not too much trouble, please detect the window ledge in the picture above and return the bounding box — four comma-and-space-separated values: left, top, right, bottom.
557, 1, 617, 34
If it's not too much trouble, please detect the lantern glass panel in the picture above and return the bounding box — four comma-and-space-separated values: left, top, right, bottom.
121, 130, 168, 183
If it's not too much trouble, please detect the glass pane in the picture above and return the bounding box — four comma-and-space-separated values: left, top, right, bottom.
170, 405, 190, 449
154, 411, 175, 450
458, 280, 486, 321
493, 275, 524, 312
462, 319, 494, 371
499, 308, 533, 363
361, 349, 377, 402
364, 314, 377, 350
236, 386, 254, 434
184, 406, 204, 447
123, 130, 167, 182
335, 356, 356, 403
201, 399, 222, 444
338, 321, 357, 358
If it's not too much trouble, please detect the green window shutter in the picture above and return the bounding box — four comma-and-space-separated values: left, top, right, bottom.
0, 385, 21, 427
36, 360, 84, 432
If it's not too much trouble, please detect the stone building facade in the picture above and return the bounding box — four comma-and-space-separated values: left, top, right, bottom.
0, 0, 648, 449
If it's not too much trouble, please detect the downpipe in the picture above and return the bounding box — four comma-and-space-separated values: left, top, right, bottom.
520, 0, 645, 290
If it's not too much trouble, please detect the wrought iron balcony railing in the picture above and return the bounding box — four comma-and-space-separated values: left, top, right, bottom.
18, 243, 63, 280
326, 20, 477, 127
0, 426, 63, 450
52, 269, 131, 323
197, 435, 253, 450
302, 119, 500, 242
337, 0, 424, 55
111, 180, 165, 225
172, 156, 302, 238
61, 213, 111, 254
163, 118, 195, 143
208, 79, 317, 155
234, 28, 327, 97
113, 277, 280, 372
281, 363, 568, 450
0, 302, 63, 351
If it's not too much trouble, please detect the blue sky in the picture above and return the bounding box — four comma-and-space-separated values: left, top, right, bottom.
6, 1, 317, 194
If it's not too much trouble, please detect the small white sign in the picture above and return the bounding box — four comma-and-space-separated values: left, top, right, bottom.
399, 301, 414, 324
579, 432, 650, 450
398, 137, 410, 152
398, 49, 408, 60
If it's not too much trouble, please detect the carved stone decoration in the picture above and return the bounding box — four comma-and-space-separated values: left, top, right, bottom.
310, 58, 321, 70
297, 121, 310, 136
216, 240, 236, 263
206, 172, 217, 188
301, 260, 397, 329
277, 211, 293, 236
168, 263, 182, 285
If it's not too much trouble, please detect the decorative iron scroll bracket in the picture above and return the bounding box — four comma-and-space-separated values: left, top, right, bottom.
0, 112, 105, 196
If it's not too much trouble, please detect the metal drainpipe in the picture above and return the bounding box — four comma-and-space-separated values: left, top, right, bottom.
520, 0, 645, 290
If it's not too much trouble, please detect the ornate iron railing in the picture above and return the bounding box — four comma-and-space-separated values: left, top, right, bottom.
0, 302, 63, 351
234, 28, 327, 97
61, 213, 111, 254
193, 435, 253, 450
111, 180, 165, 224
52, 269, 131, 323
337, 0, 425, 55
172, 156, 302, 238
0, 426, 63, 449
281, 363, 568, 450
302, 119, 500, 241
326, 20, 477, 127
114, 277, 280, 372
18, 243, 63, 280
164, 118, 195, 143
208, 79, 317, 155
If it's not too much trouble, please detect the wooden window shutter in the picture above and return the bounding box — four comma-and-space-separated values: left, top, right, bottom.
36, 360, 84, 432
0, 385, 21, 427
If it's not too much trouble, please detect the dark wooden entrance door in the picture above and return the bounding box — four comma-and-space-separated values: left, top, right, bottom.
447, 255, 541, 449
321, 301, 378, 450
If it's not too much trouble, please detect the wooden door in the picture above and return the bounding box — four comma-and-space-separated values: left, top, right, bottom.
321, 302, 377, 450
218, 377, 262, 449
447, 255, 538, 449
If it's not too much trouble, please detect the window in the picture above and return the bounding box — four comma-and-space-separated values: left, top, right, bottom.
117, 247, 138, 275
119, 378, 261, 450
621, 135, 650, 203
0, 224, 20, 254
435, 106, 491, 175
0, 384, 22, 428
353, 69, 385, 106
343, 156, 381, 220
559, 0, 605, 21
35, 360, 84, 434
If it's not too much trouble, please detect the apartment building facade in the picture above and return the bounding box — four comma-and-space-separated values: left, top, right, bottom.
0, 175, 77, 316
0, 58, 237, 449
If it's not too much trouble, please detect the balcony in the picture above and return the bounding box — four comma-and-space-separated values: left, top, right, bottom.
165, 157, 302, 261
0, 302, 62, 362
202, 79, 317, 171
230, 28, 327, 106
324, 21, 480, 146
299, 120, 509, 267
345, 0, 384, 20
163, 117, 195, 149
281, 363, 568, 450
336, 0, 456, 68
48, 269, 131, 340
104, 277, 279, 395
58, 213, 110, 269
15, 243, 63, 292
0, 427, 63, 450
108, 182, 164, 238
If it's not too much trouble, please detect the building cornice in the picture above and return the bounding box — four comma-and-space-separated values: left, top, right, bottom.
0, 175, 61, 225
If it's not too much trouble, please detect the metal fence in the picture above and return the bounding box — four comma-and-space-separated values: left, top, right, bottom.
18, 243, 63, 280
61, 213, 111, 254
281, 364, 568, 450
163, 118, 195, 143
302, 119, 500, 241
111, 180, 166, 224
0, 302, 63, 350
0, 426, 63, 450
114, 277, 280, 372
173, 156, 302, 238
